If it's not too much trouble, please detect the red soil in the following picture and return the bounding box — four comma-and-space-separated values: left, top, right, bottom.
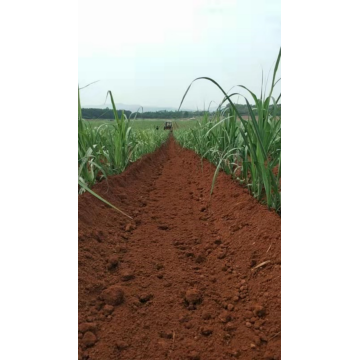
78, 137, 281, 360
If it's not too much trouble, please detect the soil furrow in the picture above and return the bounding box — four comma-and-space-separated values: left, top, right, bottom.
78, 137, 281, 360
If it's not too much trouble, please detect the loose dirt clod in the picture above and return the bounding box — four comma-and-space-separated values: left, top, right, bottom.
125, 223, 135, 232
195, 254, 206, 263
188, 350, 201, 360
101, 285, 125, 306
185, 288, 202, 306
116, 340, 129, 350
254, 336, 261, 346
224, 322, 237, 331
107, 255, 118, 270
159, 330, 173, 339
158, 225, 169, 230
244, 311, 253, 319
79, 322, 97, 334
202, 312, 212, 320
219, 310, 232, 323
139, 293, 153, 303
121, 270, 135, 281
82, 331, 97, 347
103, 305, 114, 315
263, 351, 274, 360
253, 304, 266, 317
200, 326, 213, 336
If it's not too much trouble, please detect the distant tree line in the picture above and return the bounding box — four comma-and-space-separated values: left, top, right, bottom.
81, 104, 280, 120
81, 108, 132, 120
224, 103, 281, 116
137, 110, 208, 119
81, 108, 210, 120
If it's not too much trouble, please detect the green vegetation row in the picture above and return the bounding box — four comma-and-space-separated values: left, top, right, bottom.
175, 49, 281, 213
78, 90, 168, 193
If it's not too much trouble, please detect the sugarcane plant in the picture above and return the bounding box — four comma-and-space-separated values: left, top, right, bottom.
176, 49, 281, 212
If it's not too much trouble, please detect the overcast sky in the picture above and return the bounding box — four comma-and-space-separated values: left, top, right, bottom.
78, 0, 280, 109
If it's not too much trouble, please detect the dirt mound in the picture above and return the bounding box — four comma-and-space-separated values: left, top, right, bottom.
78, 137, 281, 360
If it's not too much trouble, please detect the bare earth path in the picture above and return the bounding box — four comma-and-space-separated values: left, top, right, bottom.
78, 137, 281, 360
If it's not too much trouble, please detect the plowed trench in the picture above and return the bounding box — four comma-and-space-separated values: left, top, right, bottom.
78, 137, 281, 360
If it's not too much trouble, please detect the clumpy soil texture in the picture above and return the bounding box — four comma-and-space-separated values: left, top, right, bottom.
78, 137, 281, 360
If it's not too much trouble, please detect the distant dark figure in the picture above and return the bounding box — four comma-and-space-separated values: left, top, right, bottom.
156, 126, 159, 130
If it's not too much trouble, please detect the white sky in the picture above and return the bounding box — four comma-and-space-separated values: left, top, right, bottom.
78, 0, 280, 109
